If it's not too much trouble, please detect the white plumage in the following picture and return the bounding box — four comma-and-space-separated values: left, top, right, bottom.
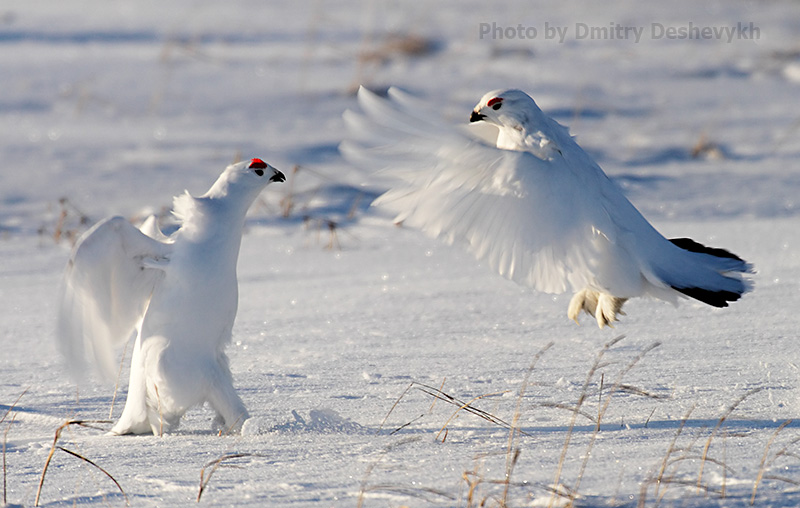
58, 158, 285, 435
342, 87, 752, 327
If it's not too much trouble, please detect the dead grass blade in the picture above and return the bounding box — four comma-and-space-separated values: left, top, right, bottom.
3, 413, 18, 506
501, 341, 554, 506
696, 387, 763, 492
357, 437, 421, 508
548, 335, 625, 508
537, 402, 597, 423
751, 418, 793, 505
428, 387, 513, 442
34, 419, 111, 507
760, 474, 800, 487
56, 446, 129, 506
569, 341, 661, 505
378, 382, 414, 434
617, 384, 670, 399
0, 387, 28, 426
197, 452, 267, 503
2, 387, 28, 506
380, 381, 523, 438
647, 403, 696, 504
360, 483, 455, 503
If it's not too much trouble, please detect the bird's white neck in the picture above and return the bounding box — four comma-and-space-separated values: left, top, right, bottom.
495, 118, 563, 160
496, 125, 527, 151
175, 194, 249, 247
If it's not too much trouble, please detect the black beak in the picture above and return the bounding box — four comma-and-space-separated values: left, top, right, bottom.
270, 170, 286, 183
470, 111, 486, 123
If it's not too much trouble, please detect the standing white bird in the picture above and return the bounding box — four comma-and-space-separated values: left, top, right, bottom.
341, 87, 752, 328
58, 158, 285, 435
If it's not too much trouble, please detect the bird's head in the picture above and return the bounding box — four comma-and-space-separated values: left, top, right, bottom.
469, 89, 540, 128
236, 158, 285, 184
470, 89, 554, 152
205, 158, 285, 202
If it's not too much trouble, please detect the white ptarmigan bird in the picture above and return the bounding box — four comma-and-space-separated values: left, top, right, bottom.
341, 87, 752, 327
58, 158, 285, 435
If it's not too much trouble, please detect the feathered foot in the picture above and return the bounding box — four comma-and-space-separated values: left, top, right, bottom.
568, 289, 627, 328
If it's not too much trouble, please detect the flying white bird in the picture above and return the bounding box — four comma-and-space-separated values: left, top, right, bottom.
58, 158, 285, 435
341, 87, 752, 327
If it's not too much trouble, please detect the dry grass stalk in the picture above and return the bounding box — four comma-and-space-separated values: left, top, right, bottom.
647, 403, 697, 504
378, 382, 415, 434
414, 383, 518, 437
380, 382, 521, 438
361, 484, 455, 504
56, 446, 129, 506
3, 413, 18, 506
34, 419, 116, 507
537, 402, 597, 423
356, 437, 421, 508
547, 335, 625, 508
751, 418, 793, 505
655, 430, 708, 503
432, 389, 512, 442
501, 341, 554, 506
2, 386, 27, 506
0, 387, 27, 426
568, 341, 661, 506
197, 452, 266, 503
359, 33, 436, 64
463, 467, 483, 507
696, 387, 763, 493
429, 377, 447, 413
690, 133, 725, 160
50, 197, 91, 246
762, 429, 800, 467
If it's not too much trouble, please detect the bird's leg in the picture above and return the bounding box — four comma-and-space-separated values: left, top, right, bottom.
594, 294, 628, 328
567, 289, 599, 324
110, 335, 152, 435
568, 289, 627, 328
207, 354, 250, 434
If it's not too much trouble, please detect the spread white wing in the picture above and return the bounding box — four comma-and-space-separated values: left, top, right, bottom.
343, 87, 751, 317
57, 216, 172, 379
341, 87, 640, 295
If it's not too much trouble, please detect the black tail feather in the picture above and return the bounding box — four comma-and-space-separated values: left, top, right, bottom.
669, 237, 744, 262
671, 286, 741, 308
668, 237, 749, 308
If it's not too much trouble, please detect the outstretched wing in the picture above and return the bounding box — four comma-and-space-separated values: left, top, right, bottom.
57, 216, 172, 379
342, 87, 623, 294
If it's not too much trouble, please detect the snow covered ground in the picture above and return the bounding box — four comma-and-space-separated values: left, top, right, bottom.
2, 1, 800, 506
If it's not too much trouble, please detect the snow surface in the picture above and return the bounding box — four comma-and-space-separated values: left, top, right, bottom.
2, 1, 800, 506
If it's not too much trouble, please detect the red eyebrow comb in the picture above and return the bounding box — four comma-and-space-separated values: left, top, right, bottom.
248, 158, 267, 169
487, 97, 503, 107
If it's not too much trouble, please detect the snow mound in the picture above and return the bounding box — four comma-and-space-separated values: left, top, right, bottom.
243, 409, 367, 435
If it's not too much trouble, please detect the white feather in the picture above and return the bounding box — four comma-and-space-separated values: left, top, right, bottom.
58, 217, 170, 379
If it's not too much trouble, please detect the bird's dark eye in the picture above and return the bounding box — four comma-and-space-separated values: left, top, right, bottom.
248, 158, 267, 176
487, 97, 503, 110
